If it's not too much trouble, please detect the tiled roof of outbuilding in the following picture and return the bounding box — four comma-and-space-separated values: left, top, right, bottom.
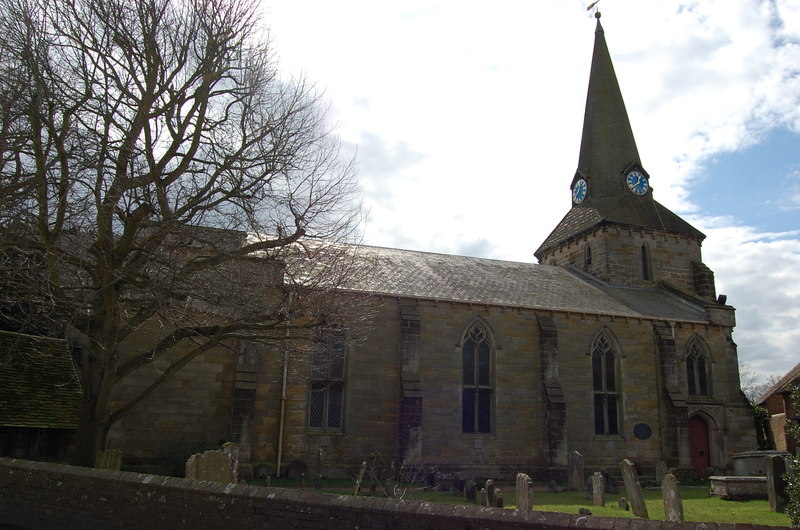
345, 245, 707, 323
0, 330, 81, 429
756, 361, 800, 405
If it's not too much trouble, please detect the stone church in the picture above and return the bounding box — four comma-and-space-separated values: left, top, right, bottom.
110, 15, 755, 479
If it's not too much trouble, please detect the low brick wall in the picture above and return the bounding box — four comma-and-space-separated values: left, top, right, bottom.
0, 458, 789, 529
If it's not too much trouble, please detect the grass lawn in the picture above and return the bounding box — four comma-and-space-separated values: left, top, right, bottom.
256, 478, 792, 527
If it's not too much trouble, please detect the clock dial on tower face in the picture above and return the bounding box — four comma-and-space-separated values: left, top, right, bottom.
626, 170, 648, 195
572, 178, 587, 204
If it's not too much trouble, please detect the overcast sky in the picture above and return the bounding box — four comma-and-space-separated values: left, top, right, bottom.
260, 0, 800, 382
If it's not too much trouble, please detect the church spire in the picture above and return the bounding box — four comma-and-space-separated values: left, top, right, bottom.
577, 13, 641, 200
535, 14, 705, 263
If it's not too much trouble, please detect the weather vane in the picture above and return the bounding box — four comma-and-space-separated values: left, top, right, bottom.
586, 0, 601, 16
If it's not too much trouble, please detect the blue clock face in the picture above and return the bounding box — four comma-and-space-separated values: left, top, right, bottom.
572, 179, 587, 204
626, 170, 648, 195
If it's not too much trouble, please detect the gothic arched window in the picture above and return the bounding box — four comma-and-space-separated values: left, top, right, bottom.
584, 244, 593, 270
686, 337, 711, 396
308, 330, 346, 430
592, 331, 620, 435
462, 323, 492, 434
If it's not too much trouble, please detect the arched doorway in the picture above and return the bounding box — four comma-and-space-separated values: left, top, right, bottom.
689, 415, 710, 477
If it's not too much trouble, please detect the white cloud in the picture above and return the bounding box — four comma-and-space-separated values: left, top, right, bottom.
697, 219, 800, 378
262, 0, 800, 376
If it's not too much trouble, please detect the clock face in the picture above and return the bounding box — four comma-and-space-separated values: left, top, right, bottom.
626, 170, 649, 195
572, 179, 587, 204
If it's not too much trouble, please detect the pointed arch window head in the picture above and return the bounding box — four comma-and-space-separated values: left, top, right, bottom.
591, 331, 620, 435
462, 323, 492, 434
686, 338, 711, 396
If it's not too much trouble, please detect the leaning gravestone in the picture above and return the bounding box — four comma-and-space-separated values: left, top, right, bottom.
516, 473, 533, 511
568, 451, 584, 490
185, 443, 239, 484
592, 471, 605, 507
619, 459, 649, 519
767, 454, 788, 513
95, 449, 123, 470
662, 473, 684, 522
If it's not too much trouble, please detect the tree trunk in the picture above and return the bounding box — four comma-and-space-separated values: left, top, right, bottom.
71, 359, 111, 467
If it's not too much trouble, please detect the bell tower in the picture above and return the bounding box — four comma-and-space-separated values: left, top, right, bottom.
535, 13, 716, 301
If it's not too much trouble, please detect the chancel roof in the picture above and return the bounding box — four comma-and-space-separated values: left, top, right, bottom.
345, 245, 707, 323
0, 330, 82, 429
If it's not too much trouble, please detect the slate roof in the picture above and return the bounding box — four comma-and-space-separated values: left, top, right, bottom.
536, 198, 706, 257
756, 361, 800, 405
345, 245, 707, 323
0, 330, 82, 429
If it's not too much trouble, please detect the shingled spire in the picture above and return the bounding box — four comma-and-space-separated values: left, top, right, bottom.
577, 14, 640, 200
535, 13, 704, 262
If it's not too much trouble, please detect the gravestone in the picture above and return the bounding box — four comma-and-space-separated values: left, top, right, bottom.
619, 459, 649, 519
95, 449, 122, 470
453, 473, 465, 495
221, 443, 239, 483
465, 479, 477, 502
548, 479, 557, 493
516, 473, 533, 511
568, 451, 584, 490
314, 448, 323, 490
185, 444, 238, 484
767, 454, 788, 513
480, 488, 488, 507
601, 468, 618, 494
619, 497, 629, 510
585, 476, 593, 500
662, 473, 684, 522
353, 461, 367, 496
592, 471, 605, 507
655, 461, 668, 484
485, 479, 496, 507
494, 488, 504, 508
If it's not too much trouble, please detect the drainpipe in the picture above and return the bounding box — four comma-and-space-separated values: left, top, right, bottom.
276, 292, 292, 477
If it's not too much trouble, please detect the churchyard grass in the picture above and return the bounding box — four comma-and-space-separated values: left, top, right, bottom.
254, 478, 791, 526
525, 487, 790, 526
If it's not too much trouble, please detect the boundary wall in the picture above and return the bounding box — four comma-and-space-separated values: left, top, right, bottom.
0, 458, 788, 529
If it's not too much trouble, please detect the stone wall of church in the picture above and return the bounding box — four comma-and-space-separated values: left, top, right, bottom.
108, 332, 237, 468
108, 295, 754, 479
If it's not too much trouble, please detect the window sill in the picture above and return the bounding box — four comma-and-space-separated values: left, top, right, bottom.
306, 429, 345, 436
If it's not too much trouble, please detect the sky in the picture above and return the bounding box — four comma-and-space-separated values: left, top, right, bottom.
259, 0, 800, 383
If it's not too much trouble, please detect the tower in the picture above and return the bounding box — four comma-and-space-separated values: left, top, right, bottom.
535, 13, 716, 302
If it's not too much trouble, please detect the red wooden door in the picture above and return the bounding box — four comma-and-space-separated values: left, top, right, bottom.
689, 415, 710, 477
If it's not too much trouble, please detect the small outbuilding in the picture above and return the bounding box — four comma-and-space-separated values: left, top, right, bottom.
0, 330, 82, 460
756, 362, 800, 454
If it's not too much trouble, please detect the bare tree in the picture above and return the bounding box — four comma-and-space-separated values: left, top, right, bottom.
0, 0, 366, 466
740, 362, 781, 404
